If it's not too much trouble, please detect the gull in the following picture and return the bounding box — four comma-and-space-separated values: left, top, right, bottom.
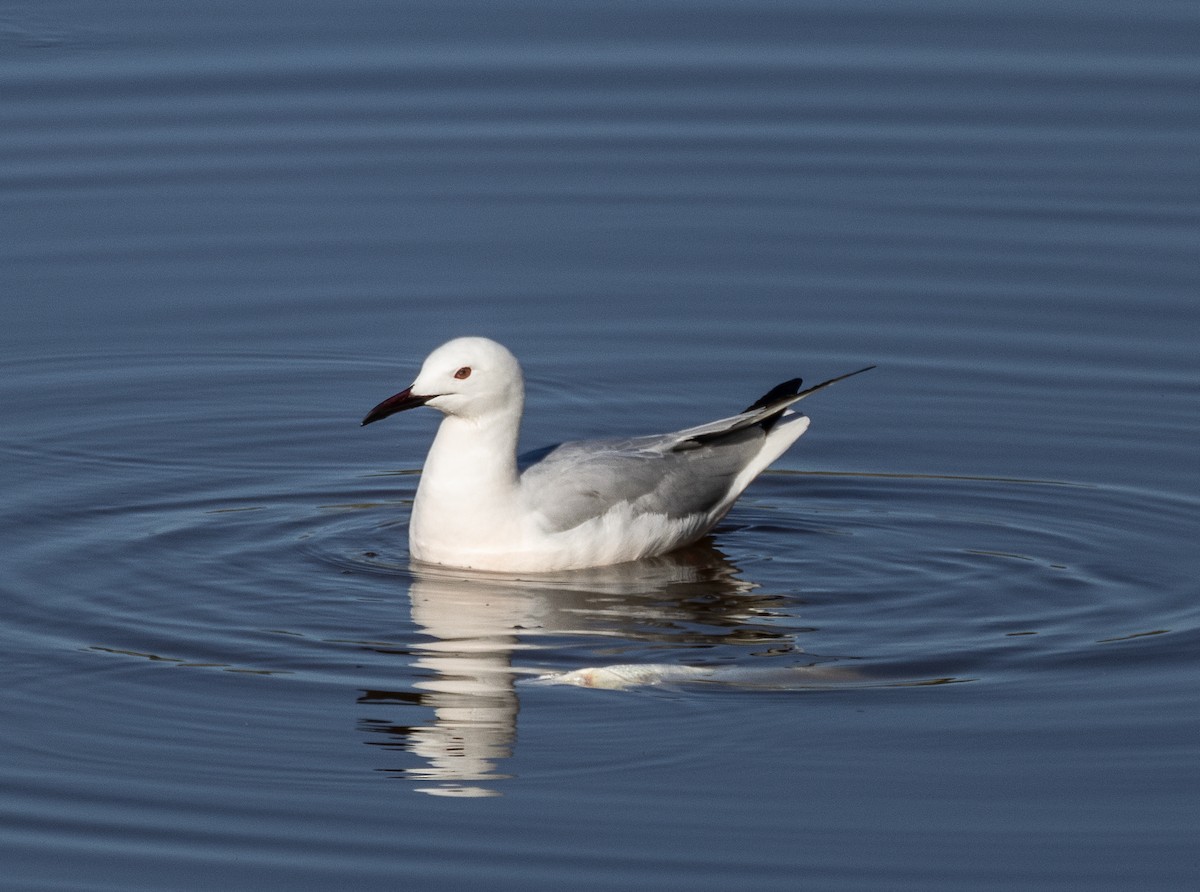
362, 337, 871, 572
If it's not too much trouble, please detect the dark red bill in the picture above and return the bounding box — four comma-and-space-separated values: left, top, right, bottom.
361, 387, 432, 426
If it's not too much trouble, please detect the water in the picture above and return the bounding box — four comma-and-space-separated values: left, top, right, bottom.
2, 0, 1198, 888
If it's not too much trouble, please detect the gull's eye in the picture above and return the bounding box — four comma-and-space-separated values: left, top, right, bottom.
454, 366, 472, 380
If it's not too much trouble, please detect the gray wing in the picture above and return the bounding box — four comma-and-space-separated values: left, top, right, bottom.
518, 426, 766, 533
519, 366, 874, 533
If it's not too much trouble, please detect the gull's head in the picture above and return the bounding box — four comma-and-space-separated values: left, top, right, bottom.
361, 337, 524, 426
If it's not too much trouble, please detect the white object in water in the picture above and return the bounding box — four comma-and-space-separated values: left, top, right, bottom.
362, 337, 871, 572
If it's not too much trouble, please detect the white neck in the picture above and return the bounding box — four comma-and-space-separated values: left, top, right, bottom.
409, 409, 523, 561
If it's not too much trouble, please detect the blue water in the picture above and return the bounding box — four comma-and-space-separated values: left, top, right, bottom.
2, 1, 1198, 889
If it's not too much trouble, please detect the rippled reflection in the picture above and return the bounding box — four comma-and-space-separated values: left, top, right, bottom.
355, 543, 756, 794
356, 541, 959, 796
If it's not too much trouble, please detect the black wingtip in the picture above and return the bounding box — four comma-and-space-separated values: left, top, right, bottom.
743, 377, 803, 414
743, 365, 875, 414
752, 365, 875, 428
805, 365, 875, 393
681, 366, 873, 450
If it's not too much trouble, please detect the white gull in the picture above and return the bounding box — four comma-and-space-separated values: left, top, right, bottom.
362, 337, 871, 572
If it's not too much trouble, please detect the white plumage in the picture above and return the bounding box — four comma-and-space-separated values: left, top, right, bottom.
362, 337, 870, 572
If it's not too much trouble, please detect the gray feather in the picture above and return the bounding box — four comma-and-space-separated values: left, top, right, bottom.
520, 428, 766, 532
518, 365, 874, 533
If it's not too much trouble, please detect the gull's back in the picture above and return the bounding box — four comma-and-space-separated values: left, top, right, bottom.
519, 398, 811, 535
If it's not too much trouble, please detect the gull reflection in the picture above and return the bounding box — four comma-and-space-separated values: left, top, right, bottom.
360, 541, 767, 796
354, 540, 938, 795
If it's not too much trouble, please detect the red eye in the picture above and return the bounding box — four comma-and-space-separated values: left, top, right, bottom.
454, 366, 472, 380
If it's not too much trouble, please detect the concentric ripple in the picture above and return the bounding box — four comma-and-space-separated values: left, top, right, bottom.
2, 352, 1198, 797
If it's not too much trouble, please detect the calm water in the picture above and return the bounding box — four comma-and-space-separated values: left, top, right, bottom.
2, 0, 1198, 889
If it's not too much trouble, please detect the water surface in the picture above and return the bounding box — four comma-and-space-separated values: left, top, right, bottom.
2, 1, 1198, 889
